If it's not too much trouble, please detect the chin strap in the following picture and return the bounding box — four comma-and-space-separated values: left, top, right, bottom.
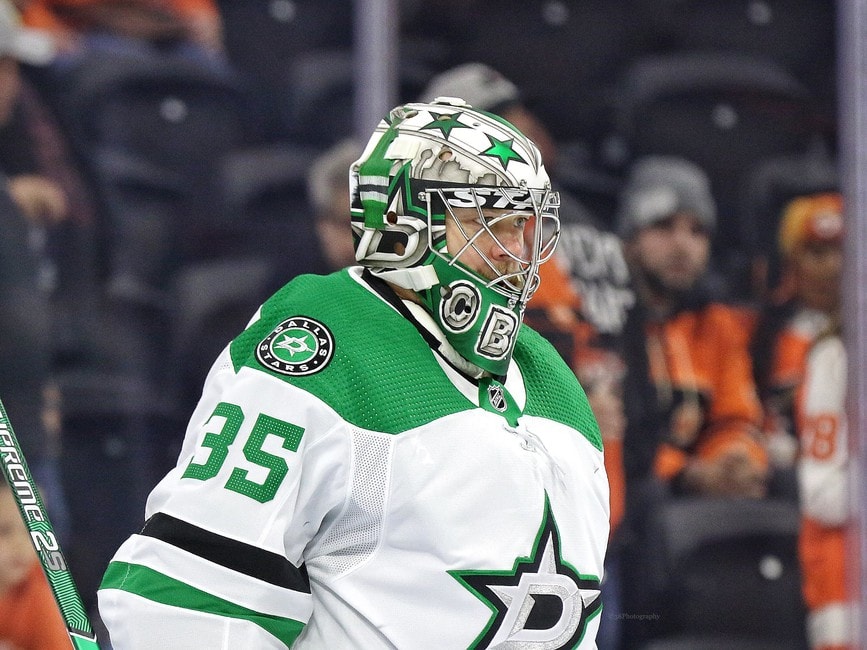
372, 265, 440, 292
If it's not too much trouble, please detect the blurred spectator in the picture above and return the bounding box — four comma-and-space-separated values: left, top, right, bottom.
614, 155, 769, 645
616, 154, 768, 498
259, 138, 363, 298
0, 0, 68, 522
0, 0, 97, 284
750, 191, 850, 648
796, 322, 855, 650
750, 193, 844, 485
0, 183, 57, 500
0, 475, 70, 649
3, 0, 157, 617
21, 0, 225, 64
306, 138, 361, 272
0, 41, 65, 228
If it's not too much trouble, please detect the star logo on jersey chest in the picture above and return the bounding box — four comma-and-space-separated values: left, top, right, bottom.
480, 134, 526, 169
450, 494, 602, 648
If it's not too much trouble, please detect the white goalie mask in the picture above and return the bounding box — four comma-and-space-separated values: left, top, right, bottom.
350, 98, 560, 376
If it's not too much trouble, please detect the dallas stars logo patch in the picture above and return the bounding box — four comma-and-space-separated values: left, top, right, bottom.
450, 495, 602, 648
256, 316, 334, 376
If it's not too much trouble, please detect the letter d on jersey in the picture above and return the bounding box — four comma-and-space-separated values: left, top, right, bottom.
451, 495, 602, 649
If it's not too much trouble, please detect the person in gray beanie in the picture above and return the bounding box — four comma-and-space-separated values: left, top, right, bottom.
613, 154, 769, 646
616, 155, 717, 240
617, 155, 720, 301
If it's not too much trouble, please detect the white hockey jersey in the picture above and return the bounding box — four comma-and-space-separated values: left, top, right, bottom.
796, 334, 855, 650
798, 334, 849, 526
98, 268, 610, 649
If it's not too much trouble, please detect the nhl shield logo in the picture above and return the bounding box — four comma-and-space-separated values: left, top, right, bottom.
257, 316, 334, 376
487, 383, 508, 412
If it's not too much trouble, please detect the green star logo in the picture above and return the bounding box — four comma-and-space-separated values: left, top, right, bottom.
273, 330, 316, 362
420, 111, 472, 138
449, 494, 601, 648
480, 134, 526, 169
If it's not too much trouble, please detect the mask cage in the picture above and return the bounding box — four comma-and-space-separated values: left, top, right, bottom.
424, 186, 560, 306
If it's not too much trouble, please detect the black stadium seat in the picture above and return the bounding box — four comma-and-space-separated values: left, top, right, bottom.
605, 51, 832, 299
217, 0, 353, 136
633, 497, 808, 648
635, 0, 837, 120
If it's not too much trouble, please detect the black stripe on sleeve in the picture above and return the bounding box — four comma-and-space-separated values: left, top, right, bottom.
140, 512, 310, 593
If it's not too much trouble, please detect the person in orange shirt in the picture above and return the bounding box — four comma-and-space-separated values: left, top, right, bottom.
0, 476, 70, 650
613, 155, 769, 646
20, 0, 224, 59
617, 155, 767, 498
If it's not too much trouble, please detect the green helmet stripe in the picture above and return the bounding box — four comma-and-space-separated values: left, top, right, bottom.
358, 120, 402, 229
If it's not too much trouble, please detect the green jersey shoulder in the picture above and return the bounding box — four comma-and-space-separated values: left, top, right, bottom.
229, 269, 600, 449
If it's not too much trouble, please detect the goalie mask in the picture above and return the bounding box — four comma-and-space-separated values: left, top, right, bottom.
351, 98, 560, 376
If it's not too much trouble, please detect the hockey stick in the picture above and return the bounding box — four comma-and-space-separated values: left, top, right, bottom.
0, 397, 100, 649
